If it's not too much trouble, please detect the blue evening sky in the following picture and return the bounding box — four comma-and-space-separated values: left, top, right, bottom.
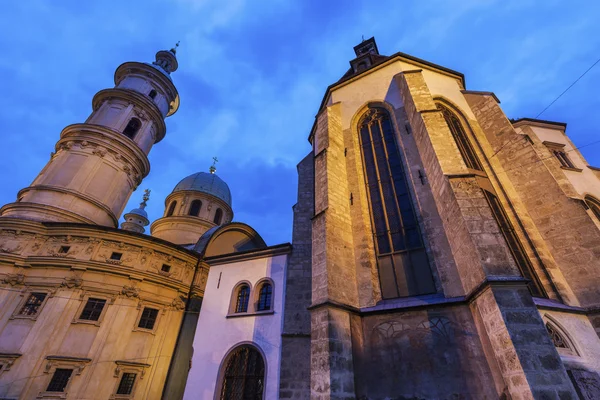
1, 1, 598, 245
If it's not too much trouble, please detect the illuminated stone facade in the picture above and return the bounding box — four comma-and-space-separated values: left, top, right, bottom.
278, 38, 600, 400
2, 37, 600, 400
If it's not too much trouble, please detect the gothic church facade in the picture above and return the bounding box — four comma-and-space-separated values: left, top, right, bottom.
0, 38, 600, 399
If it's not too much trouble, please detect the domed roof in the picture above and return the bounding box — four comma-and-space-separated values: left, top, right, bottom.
173, 172, 232, 207
126, 207, 148, 219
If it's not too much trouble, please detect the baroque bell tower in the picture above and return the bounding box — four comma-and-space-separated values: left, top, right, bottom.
0, 44, 180, 227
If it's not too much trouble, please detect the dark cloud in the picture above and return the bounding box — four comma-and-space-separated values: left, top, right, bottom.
1, 0, 599, 246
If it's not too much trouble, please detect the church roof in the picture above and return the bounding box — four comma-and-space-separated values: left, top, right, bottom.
173, 172, 232, 207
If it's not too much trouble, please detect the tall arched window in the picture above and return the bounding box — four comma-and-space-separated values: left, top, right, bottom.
437, 103, 483, 171
166, 201, 177, 217
219, 345, 265, 400
188, 200, 202, 216
359, 106, 435, 299
584, 195, 600, 222
235, 285, 250, 313
123, 118, 142, 139
256, 282, 273, 311
482, 189, 544, 297
214, 208, 223, 225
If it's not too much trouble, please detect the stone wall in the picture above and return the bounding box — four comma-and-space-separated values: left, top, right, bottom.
280, 153, 314, 400
464, 93, 600, 308
353, 305, 498, 399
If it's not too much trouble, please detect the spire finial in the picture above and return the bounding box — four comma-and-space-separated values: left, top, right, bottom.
209, 157, 218, 174
171, 41, 180, 54
140, 189, 151, 209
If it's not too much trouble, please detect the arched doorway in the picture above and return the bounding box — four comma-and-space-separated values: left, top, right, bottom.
218, 344, 265, 399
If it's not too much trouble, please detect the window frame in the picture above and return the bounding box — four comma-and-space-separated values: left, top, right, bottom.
213, 208, 223, 225
543, 141, 581, 171
110, 361, 149, 400
543, 314, 579, 357
133, 305, 163, 334
166, 201, 177, 217
0, 353, 21, 377
356, 105, 435, 299
72, 293, 111, 326
584, 195, 600, 224
216, 343, 267, 400
254, 279, 274, 313
188, 199, 203, 217
39, 355, 91, 399
228, 281, 252, 316
122, 117, 142, 140
11, 290, 51, 321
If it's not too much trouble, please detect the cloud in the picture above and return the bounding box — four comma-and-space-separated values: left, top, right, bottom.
0, 0, 599, 246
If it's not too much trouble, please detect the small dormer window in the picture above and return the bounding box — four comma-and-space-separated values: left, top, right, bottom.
123, 118, 141, 139
149, 90, 157, 100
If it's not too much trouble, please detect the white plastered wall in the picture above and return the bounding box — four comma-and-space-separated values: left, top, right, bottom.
183, 254, 287, 400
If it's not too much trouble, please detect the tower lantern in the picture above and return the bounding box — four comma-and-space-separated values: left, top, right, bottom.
0, 46, 180, 227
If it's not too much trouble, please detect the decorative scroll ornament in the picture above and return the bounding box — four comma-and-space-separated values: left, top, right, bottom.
61, 276, 83, 289
121, 285, 140, 298
171, 297, 185, 311
2, 273, 24, 286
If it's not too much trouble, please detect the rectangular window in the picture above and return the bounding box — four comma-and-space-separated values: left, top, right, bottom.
553, 150, 575, 169
58, 246, 70, 254
137, 307, 158, 330
110, 252, 122, 261
47, 368, 73, 392
79, 298, 106, 321
161, 264, 171, 273
18, 292, 47, 316
116, 372, 137, 395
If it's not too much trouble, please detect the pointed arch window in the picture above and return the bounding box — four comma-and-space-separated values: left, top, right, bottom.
482, 189, 544, 297
545, 320, 577, 356
358, 106, 435, 299
256, 282, 273, 312
584, 195, 600, 222
214, 208, 223, 225
123, 118, 142, 139
437, 103, 483, 171
188, 200, 202, 217
219, 345, 265, 400
235, 285, 250, 313
166, 201, 177, 217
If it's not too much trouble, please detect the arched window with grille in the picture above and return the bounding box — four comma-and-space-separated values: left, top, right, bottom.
584, 195, 600, 222
437, 103, 483, 171
214, 208, 223, 225
166, 201, 177, 217
256, 282, 273, 312
544, 319, 577, 356
188, 200, 202, 216
358, 106, 435, 299
123, 117, 142, 139
235, 285, 250, 313
219, 345, 265, 400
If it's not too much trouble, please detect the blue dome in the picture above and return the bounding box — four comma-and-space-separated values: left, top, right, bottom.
173, 172, 232, 207
127, 208, 148, 219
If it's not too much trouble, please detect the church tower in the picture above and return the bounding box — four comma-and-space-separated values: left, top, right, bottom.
0, 45, 180, 227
